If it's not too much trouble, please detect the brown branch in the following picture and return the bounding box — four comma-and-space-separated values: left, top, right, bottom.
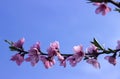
108, 0, 120, 8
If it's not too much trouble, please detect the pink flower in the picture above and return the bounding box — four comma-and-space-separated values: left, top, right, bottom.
67, 56, 78, 67
11, 53, 24, 66
73, 45, 84, 62
40, 56, 55, 69
31, 42, 40, 51
57, 53, 64, 60
59, 59, 66, 67
93, 2, 111, 16
67, 45, 84, 67
25, 42, 41, 66
13, 38, 25, 48
47, 41, 60, 57
86, 59, 100, 68
73, 45, 83, 53
104, 56, 116, 65
87, 44, 98, 53
57, 53, 66, 67
116, 40, 120, 50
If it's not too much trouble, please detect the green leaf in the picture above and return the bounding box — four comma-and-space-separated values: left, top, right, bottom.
114, 8, 120, 13
91, 38, 104, 50
9, 46, 18, 51
4, 40, 13, 45
108, 48, 115, 53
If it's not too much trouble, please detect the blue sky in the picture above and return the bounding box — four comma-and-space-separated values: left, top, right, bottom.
0, 0, 120, 79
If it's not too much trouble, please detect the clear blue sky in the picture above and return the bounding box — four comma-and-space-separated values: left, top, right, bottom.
0, 0, 120, 79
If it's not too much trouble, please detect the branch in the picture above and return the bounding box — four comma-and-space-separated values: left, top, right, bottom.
5, 38, 120, 68
109, 0, 120, 8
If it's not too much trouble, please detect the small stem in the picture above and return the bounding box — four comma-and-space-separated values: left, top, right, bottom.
4, 40, 13, 45
108, 0, 120, 8
15, 47, 29, 54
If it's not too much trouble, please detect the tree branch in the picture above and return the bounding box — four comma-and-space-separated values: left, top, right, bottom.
109, 0, 120, 8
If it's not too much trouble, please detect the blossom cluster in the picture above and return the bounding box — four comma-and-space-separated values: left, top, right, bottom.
5, 38, 120, 69
88, 0, 120, 15
93, 2, 111, 15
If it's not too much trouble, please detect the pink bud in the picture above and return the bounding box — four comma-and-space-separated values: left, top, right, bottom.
87, 59, 100, 69
93, 2, 111, 16
59, 59, 66, 67
47, 41, 60, 57
104, 56, 116, 65
13, 38, 25, 48
87, 44, 97, 53
67, 56, 77, 67
73, 45, 84, 62
11, 53, 24, 66
40, 56, 55, 69
50, 41, 59, 49
25, 42, 41, 66
73, 45, 83, 53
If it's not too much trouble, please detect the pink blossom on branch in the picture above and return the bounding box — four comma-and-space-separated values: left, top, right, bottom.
7, 38, 120, 68
86, 59, 100, 69
47, 41, 64, 61
67, 45, 84, 67
104, 56, 116, 65
13, 38, 25, 48
59, 58, 66, 67
25, 42, 41, 66
73, 45, 85, 62
11, 53, 24, 66
67, 56, 78, 67
93, 2, 111, 16
47, 41, 60, 57
40, 55, 55, 69
87, 44, 98, 54
57, 52, 66, 67
57, 53, 64, 60
31, 42, 41, 51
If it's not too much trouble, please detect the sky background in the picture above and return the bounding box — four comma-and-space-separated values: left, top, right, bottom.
0, 0, 120, 79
